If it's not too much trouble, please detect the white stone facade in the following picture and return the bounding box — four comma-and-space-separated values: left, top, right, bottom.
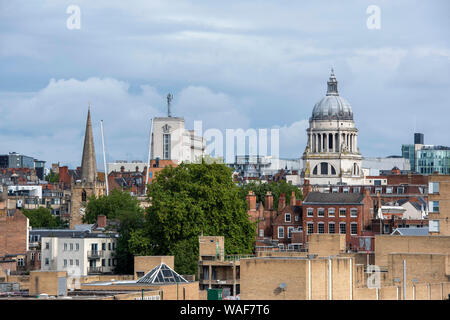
302, 71, 364, 186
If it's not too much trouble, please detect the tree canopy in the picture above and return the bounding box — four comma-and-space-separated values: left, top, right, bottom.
239, 180, 303, 210
22, 207, 68, 229
133, 161, 256, 276
82, 188, 143, 224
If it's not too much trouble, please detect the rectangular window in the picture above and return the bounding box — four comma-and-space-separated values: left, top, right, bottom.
285, 213, 291, 222
108, 259, 111, 267
332, 187, 338, 193
278, 227, 284, 239
102, 259, 106, 267
343, 187, 349, 193
318, 223, 325, 234
76, 259, 79, 266
31, 252, 35, 261
64, 243, 67, 251
350, 208, 358, 217
102, 243, 106, 251
163, 134, 171, 160
38, 253, 41, 261
70, 259, 73, 266
45, 258, 49, 265
429, 182, 439, 194
386, 187, 393, 194
397, 187, 404, 194
329, 223, 335, 234
64, 259, 67, 267
17, 258, 25, 267
351, 223, 358, 235
259, 229, 264, 237
70, 243, 73, 251
429, 220, 440, 233
339, 223, 346, 234
328, 208, 335, 217
430, 201, 439, 213
307, 223, 314, 235
295, 215, 299, 222
375, 187, 382, 194
318, 208, 325, 217
353, 187, 360, 193
112, 243, 116, 250
76, 243, 79, 251
339, 208, 347, 217
45, 242, 49, 250
288, 227, 294, 238
108, 243, 111, 250
307, 208, 313, 217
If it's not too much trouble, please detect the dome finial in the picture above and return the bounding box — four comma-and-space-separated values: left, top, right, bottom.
327, 69, 338, 96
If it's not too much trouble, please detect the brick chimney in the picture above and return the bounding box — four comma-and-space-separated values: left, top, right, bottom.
302, 179, 311, 199
246, 191, 256, 211
278, 193, 286, 210
97, 215, 107, 228
264, 191, 273, 210
290, 191, 296, 206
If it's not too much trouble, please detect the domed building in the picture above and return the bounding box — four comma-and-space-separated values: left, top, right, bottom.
302, 70, 364, 185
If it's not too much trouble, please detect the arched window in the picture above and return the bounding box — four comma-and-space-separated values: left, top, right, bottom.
81, 189, 87, 202
312, 162, 337, 176
353, 163, 359, 176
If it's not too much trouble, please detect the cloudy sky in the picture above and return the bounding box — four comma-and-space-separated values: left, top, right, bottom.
0, 0, 449, 168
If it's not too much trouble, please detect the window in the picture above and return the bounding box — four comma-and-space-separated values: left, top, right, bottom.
343, 187, 349, 193
339, 223, 346, 234
259, 229, 264, 237
328, 208, 335, 217
31, 252, 35, 261
17, 258, 25, 267
45, 258, 49, 265
397, 187, 405, 194
76, 243, 79, 251
163, 134, 171, 160
45, 242, 49, 250
38, 253, 41, 261
76, 259, 79, 266
318, 208, 325, 217
386, 187, 393, 194
374, 180, 382, 186
295, 215, 299, 222
329, 223, 335, 234
278, 227, 284, 239
112, 243, 116, 250
288, 227, 294, 238
108, 259, 111, 267
351, 223, 358, 235
430, 201, 439, 213
318, 223, 325, 234
285, 213, 291, 222
102, 243, 106, 251
307, 223, 314, 234
350, 208, 358, 217
64, 243, 67, 251
429, 220, 440, 233
339, 208, 347, 217
70, 259, 73, 266
307, 208, 314, 217
332, 187, 338, 193
70, 243, 73, 251
108, 243, 111, 250
375, 187, 382, 194
82, 190, 87, 202
102, 259, 106, 267
353, 187, 360, 193
429, 182, 439, 194
64, 259, 67, 267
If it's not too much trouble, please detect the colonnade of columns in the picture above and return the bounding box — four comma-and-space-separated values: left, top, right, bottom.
309, 132, 357, 153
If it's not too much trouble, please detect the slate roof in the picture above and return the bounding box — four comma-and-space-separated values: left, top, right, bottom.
391, 227, 429, 236
303, 192, 365, 204
136, 263, 188, 284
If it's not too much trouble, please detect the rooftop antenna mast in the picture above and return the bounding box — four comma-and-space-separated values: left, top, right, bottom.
167, 93, 173, 117
144, 118, 153, 195
100, 119, 109, 196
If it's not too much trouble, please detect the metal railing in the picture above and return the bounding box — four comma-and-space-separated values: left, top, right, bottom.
87, 267, 104, 274
87, 251, 104, 259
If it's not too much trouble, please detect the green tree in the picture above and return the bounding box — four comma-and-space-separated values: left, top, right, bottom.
22, 207, 68, 229
83, 188, 143, 223
45, 172, 59, 183
140, 161, 256, 276
240, 180, 303, 210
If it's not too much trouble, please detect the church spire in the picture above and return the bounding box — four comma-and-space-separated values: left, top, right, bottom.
80, 104, 97, 183
326, 68, 339, 96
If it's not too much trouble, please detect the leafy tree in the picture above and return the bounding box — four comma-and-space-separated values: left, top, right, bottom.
239, 180, 303, 210
22, 207, 68, 229
83, 188, 143, 223
139, 161, 256, 276
45, 172, 59, 183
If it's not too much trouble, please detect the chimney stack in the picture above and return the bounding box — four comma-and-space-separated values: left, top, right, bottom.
278, 193, 286, 211
97, 215, 107, 228
264, 191, 273, 210
290, 191, 296, 206
302, 180, 311, 199
246, 191, 256, 211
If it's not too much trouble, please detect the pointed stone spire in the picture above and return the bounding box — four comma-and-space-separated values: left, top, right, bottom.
326, 68, 339, 96
80, 104, 97, 183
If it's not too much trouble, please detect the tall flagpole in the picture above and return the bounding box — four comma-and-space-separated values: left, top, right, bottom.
145, 118, 153, 195
100, 120, 109, 196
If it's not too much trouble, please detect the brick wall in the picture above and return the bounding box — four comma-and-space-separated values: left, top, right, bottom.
0, 210, 28, 256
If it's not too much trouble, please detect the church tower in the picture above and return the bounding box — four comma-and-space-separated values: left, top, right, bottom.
69, 106, 105, 229
302, 70, 364, 185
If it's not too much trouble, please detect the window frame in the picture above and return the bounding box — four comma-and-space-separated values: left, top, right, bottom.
278, 226, 284, 239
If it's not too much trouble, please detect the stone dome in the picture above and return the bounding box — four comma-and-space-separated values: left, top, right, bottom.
311, 70, 353, 121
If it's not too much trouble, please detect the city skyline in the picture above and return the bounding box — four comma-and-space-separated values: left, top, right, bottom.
0, 0, 449, 168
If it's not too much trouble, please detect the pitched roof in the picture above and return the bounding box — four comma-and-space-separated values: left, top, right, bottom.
391, 227, 429, 236
136, 263, 188, 284
303, 192, 364, 204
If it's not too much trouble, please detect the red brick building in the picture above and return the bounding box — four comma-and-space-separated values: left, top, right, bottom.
301, 190, 374, 248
